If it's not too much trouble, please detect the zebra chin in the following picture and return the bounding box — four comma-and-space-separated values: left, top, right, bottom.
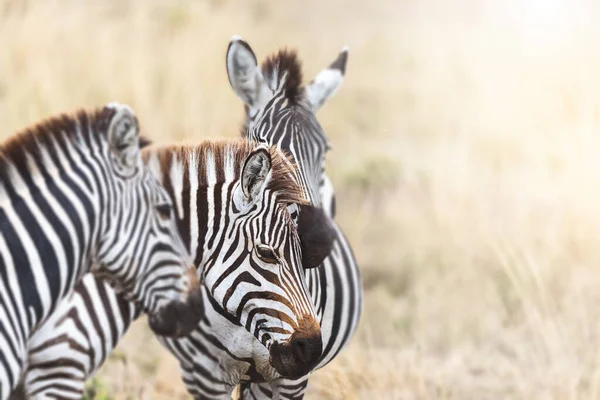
146, 285, 204, 338
268, 317, 323, 379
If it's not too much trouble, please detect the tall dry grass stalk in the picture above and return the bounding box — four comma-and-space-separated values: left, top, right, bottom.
3, 0, 600, 398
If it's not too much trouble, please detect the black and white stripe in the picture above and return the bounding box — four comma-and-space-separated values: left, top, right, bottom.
18, 39, 361, 400
226, 37, 362, 399
0, 103, 202, 399
20, 140, 335, 399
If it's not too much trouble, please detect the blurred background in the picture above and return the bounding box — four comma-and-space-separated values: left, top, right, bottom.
3, 0, 600, 398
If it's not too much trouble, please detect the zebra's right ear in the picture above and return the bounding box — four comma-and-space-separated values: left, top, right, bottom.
104, 102, 141, 172
226, 35, 272, 110
305, 46, 348, 111
240, 147, 272, 204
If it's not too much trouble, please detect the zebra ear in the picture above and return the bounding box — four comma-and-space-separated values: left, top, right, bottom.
226, 36, 272, 110
297, 205, 336, 269
104, 102, 141, 171
241, 147, 272, 203
305, 46, 348, 111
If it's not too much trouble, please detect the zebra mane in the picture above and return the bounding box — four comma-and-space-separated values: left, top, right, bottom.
143, 139, 307, 206
0, 107, 112, 184
261, 49, 304, 104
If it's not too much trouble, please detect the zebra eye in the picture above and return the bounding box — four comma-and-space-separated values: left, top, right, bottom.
256, 245, 278, 264
156, 203, 172, 221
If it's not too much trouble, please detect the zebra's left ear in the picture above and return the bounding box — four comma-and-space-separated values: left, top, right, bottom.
297, 205, 336, 269
305, 46, 348, 111
105, 102, 141, 172
240, 147, 272, 204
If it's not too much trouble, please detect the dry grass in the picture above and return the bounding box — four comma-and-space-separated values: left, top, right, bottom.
3, 0, 600, 398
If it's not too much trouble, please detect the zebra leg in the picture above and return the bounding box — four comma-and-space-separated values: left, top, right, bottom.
239, 377, 309, 400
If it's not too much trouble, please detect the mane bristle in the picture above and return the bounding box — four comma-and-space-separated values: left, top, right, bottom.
266, 143, 308, 206
0, 107, 111, 184
261, 49, 303, 104
145, 138, 307, 207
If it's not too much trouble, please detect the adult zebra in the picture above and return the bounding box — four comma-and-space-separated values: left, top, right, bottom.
226, 37, 362, 399
0, 103, 203, 398
20, 139, 336, 399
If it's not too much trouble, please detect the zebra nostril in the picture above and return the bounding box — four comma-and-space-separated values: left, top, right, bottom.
290, 335, 319, 365
262, 333, 271, 347
268, 330, 322, 379
292, 338, 309, 363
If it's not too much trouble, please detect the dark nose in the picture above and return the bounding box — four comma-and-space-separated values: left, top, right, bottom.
289, 332, 322, 365
148, 285, 203, 337
269, 317, 322, 379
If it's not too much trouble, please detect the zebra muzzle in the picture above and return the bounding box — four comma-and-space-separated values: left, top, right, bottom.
147, 271, 204, 337
268, 320, 323, 379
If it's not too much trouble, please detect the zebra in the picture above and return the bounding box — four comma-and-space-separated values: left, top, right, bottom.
20, 139, 336, 399
225, 36, 362, 399
0, 103, 203, 398
19, 38, 361, 400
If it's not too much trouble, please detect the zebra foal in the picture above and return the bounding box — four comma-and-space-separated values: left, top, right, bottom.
0, 103, 202, 398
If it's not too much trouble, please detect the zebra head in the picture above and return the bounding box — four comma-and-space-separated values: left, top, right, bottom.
145, 141, 335, 379
224, 144, 335, 379
226, 36, 347, 208
92, 103, 202, 338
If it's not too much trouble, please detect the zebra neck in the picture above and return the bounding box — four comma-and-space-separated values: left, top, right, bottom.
174, 180, 236, 269
291, 156, 321, 207
0, 147, 104, 333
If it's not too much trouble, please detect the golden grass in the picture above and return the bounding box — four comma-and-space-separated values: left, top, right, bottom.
3, 0, 600, 398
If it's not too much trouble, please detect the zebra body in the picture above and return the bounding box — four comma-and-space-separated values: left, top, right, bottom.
23, 274, 141, 397
0, 104, 202, 398
21, 139, 335, 399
